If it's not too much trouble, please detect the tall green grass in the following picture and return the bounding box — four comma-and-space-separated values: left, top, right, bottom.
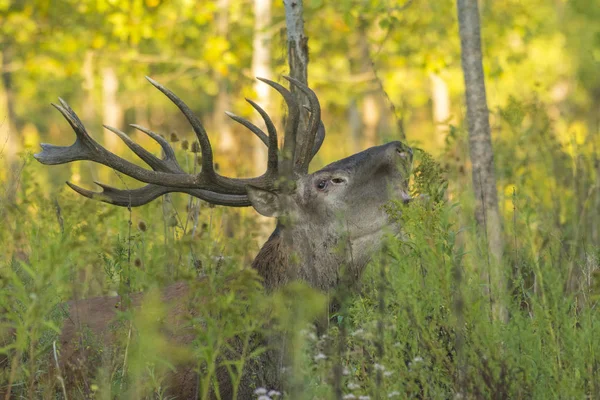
1, 100, 599, 399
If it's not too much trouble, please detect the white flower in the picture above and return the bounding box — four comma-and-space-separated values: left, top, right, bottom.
314, 353, 327, 361
347, 382, 360, 390
383, 371, 393, 377
359, 396, 371, 400
254, 388, 268, 395
374, 363, 386, 371
388, 391, 401, 398
268, 390, 281, 397
409, 356, 424, 369
257, 396, 271, 400
342, 366, 350, 376
343, 395, 357, 400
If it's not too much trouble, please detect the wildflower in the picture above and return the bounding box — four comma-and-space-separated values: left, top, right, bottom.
268, 390, 281, 397
384, 371, 393, 377
347, 382, 360, 390
388, 391, 401, 398
138, 221, 147, 232
170, 132, 179, 142
257, 396, 271, 400
191, 141, 201, 153
359, 396, 371, 400
342, 366, 350, 376
314, 353, 327, 361
409, 356, 424, 369
343, 395, 357, 399
181, 139, 189, 150
374, 363, 386, 371
168, 215, 178, 227
254, 388, 268, 395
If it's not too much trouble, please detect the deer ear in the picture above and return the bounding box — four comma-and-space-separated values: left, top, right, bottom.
246, 185, 281, 217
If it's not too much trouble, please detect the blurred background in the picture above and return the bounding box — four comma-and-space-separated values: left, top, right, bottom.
0, 0, 595, 173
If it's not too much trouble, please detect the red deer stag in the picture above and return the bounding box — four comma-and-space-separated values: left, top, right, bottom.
32, 76, 413, 399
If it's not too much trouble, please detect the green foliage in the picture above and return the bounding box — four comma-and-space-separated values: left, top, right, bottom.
1, 0, 599, 398
295, 175, 599, 399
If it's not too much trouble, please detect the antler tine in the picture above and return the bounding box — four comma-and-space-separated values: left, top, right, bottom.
245, 98, 278, 174
225, 111, 269, 146
103, 124, 182, 173
35, 99, 199, 188
311, 121, 326, 159
66, 181, 251, 207
145, 76, 215, 177
300, 105, 325, 160
256, 77, 300, 182
130, 124, 177, 162
282, 76, 322, 174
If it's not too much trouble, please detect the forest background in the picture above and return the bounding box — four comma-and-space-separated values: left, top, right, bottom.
1, 0, 600, 398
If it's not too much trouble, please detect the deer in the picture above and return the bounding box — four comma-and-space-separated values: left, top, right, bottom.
27, 76, 413, 399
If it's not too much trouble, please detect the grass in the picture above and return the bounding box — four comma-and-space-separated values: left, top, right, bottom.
1, 114, 599, 399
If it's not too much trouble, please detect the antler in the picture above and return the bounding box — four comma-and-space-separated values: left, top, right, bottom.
34, 76, 325, 207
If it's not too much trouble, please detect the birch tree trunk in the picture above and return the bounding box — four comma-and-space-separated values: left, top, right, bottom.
252, 0, 273, 175
252, 0, 276, 241
283, 0, 310, 165
457, 0, 506, 320
101, 66, 123, 151
214, 0, 235, 157
0, 48, 19, 165
430, 72, 451, 148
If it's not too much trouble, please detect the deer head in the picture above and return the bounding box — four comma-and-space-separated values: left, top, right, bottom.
34, 76, 412, 292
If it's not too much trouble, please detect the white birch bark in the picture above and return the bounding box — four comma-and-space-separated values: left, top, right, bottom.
457, 0, 506, 321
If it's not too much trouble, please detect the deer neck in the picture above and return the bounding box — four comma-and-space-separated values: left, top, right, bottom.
251, 223, 374, 292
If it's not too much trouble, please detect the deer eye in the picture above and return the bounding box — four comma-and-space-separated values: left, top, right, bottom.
316, 179, 328, 190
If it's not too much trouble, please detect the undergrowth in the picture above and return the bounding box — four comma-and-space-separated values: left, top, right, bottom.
1, 110, 599, 399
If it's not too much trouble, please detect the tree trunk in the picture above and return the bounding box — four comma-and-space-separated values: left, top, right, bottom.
252, 0, 273, 175
348, 99, 361, 151
361, 94, 381, 148
457, 0, 506, 320
430, 72, 451, 148
356, 20, 386, 148
71, 50, 97, 186
0, 48, 19, 165
214, 0, 235, 158
283, 0, 310, 167
101, 66, 123, 151
251, 0, 277, 245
